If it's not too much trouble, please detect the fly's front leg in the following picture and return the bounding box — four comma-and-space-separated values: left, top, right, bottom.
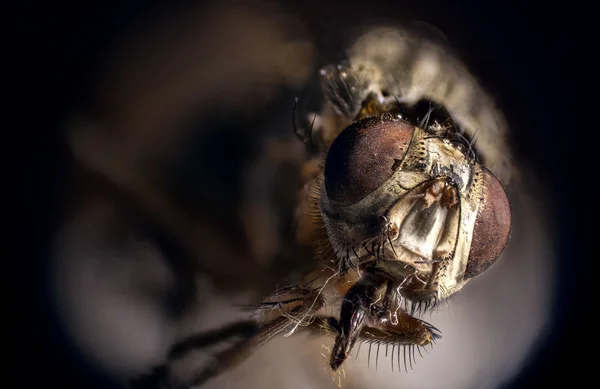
355, 310, 441, 372
186, 286, 325, 386
130, 286, 325, 389
369, 280, 395, 321
309, 310, 441, 372
328, 268, 389, 370
322, 269, 441, 372
129, 321, 258, 389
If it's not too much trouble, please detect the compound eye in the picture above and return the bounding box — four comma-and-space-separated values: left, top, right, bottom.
464, 168, 512, 279
324, 117, 414, 206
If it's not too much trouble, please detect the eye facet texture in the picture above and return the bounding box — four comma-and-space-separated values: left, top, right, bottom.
464, 168, 512, 278
324, 117, 414, 206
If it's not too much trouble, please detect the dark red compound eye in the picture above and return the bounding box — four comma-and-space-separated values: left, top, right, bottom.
464, 168, 512, 279
324, 117, 415, 206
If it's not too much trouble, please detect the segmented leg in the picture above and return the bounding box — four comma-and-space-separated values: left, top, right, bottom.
313, 266, 441, 372
370, 280, 395, 320
327, 267, 389, 370
130, 286, 326, 389
128, 321, 258, 389
308, 311, 440, 373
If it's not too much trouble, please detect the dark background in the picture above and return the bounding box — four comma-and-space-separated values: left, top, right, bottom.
17, 1, 587, 388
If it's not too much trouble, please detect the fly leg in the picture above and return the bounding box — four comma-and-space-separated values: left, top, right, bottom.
129, 321, 258, 389
327, 267, 389, 370
130, 286, 325, 389
369, 280, 395, 321
309, 310, 442, 372
324, 271, 440, 371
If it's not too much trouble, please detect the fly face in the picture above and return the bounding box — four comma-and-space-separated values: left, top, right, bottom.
319, 114, 511, 305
